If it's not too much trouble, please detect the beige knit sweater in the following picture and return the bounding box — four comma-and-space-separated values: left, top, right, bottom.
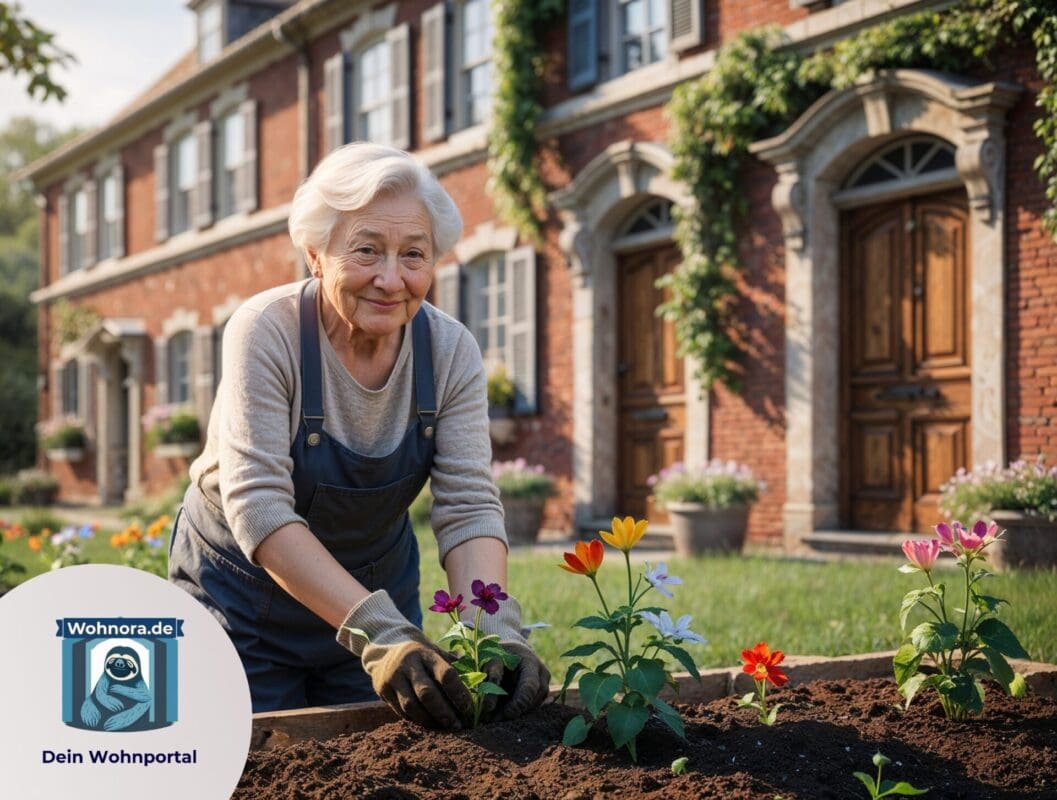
188, 279, 506, 565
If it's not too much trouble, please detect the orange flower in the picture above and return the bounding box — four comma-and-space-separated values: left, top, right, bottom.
741, 642, 788, 687
110, 533, 129, 548
560, 539, 605, 576
28, 536, 42, 552
599, 516, 648, 553
41, 527, 52, 538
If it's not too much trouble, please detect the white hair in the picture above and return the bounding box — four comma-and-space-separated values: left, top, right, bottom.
288, 142, 463, 259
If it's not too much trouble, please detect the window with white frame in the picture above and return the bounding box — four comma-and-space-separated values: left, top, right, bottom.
198, 0, 224, 62
215, 109, 245, 220
171, 131, 197, 235
460, 0, 493, 126
357, 39, 392, 145
167, 331, 193, 404
617, 0, 667, 74
97, 171, 118, 260
61, 360, 79, 416
70, 187, 88, 271
465, 253, 508, 367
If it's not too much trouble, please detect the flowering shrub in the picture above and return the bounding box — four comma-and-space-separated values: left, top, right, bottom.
492, 459, 555, 500
431, 580, 521, 727
649, 460, 762, 509
143, 405, 200, 449
38, 416, 87, 450
26, 523, 95, 571
940, 456, 1057, 523
110, 515, 171, 577
894, 520, 1028, 721
558, 517, 705, 761
737, 642, 788, 725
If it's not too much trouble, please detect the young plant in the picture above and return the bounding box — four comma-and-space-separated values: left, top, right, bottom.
432, 580, 521, 728
894, 520, 1028, 721
854, 752, 928, 798
737, 641, 788, 725
558, 517, 705, 761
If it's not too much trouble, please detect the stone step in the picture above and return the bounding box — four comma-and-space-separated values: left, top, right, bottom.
802, 530, 932, 557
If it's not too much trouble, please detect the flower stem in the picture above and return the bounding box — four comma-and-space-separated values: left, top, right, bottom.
472, 605, 484, 728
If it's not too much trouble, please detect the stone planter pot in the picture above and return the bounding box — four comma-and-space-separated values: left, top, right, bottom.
501, 495, 546, 546
45, 447, 84, 463
989, 510, 1057, 570
154, 441, 201, 459
667, 502, 750, 556
489, 418, 518, 446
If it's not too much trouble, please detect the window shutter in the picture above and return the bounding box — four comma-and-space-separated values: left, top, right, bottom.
422, 2, 447, 143
154, 337, 169, 406
194, 326, 215, 427
57, 194, 69, 276
668, 0, 704, 53
387, 23, 412, 150
433, 263, 462, 320
193, 120, 214, 229
323, 51, 347, 153
505, 246, 537, 414
154, 143, 170, 242
236, 98, 258, 213
567, 0, 598, 90
82, 179, 97, 269
112, 164, 125, 259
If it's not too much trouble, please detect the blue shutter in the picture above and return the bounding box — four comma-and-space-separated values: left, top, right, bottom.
567, 0, 598, 91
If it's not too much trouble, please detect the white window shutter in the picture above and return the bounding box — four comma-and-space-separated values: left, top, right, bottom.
154, 143, 170, 242
57, 194, 69, 276
433, 263, 463, 320
193, 120, 214, 229
82, 179, 97, 269
236, 98, 258, 213
505, 246, 537, 414
567, 0, 599, 90
422, 2, 447, 143
668, 0, 704, 53
323, 52, 347, 153
112, 163, 125, 259
154, 337, 169, 406
194, 326, 215, 427
387, 23, 412, 149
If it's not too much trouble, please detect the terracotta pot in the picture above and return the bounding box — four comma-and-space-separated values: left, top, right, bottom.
666, 503, 750, 556
989, 510, 1057, 570
501, 495, 546, 546
45, 447, 84, 463
154, 441, 201, 459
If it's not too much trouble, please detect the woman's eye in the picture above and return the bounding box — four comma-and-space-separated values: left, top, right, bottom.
406, 250, 423, 259
356, 246, 376, 255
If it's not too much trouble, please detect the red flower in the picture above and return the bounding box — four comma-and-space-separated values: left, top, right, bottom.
429, 590, 465, 614
741, 642, 788, 687
560, 539, 604, 576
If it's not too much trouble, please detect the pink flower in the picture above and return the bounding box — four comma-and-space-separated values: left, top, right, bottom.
902, 539, 940, 571
429, 590, 465, 614
470, 580, 508, 615
958, 520, 999, 552
934, 522, 957, 552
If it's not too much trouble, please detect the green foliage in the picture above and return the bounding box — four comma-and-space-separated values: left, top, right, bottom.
487, 0, 564, 242
120, 475, 189, 524
650, 460, 761, 510
0, 3, 75, 101
0, 475, 14, 505
486, 363, 516, 409
664, 0, 1057, 392
17, 507, 64, 535
940, 457, 1057, 522
146, 409, 201, 449
52, 299, 101, 346
12, 471, 58, 506
41, 422, 86, 450
853, 751, 929, 798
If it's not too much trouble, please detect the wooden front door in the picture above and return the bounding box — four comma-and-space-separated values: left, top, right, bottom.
617, 244, 686, 522
841, 191, 971, 533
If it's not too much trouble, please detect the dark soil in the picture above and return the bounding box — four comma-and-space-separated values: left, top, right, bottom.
234, 678, 1057, 799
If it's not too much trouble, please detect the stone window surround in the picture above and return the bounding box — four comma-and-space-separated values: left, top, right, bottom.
551, 140, 708, 528
160, 308, 200, 407
748, 69, 1021, 545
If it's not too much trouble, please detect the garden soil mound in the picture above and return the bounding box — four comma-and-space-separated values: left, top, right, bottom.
235, 678, 1057, 799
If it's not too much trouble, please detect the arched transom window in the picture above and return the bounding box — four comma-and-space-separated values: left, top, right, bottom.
620, 198, 674, 236
844, 137, 957, 190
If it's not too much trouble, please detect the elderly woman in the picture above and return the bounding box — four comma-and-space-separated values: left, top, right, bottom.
168, 143, 548, 726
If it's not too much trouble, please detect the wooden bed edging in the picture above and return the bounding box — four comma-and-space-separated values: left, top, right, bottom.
250, 651, 1057, 751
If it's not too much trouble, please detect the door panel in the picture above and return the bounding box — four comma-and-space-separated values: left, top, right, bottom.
841, 191, 971, 533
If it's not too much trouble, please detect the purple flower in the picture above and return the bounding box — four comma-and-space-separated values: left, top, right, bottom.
147, 537, 164, 549
644, 561, 683, 599
470, 579, 508, 615
429, 589, 466, 614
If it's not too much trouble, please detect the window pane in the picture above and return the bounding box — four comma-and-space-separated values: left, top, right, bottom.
62, 362, 78, 415
622, 0, 645, 35
648, 0, 665, 26
466, 62, 492, 125
169, 332, 192, 404
198, 1, 222, 60
649, 28, 667, 62
74, 190, 88, 234
177, 133, 197, 191
223, 112, 244, 170
102, 174, 117, 222
623, 39, 643, 71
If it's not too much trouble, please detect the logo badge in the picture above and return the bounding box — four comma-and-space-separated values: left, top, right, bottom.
56, 616, 183, 731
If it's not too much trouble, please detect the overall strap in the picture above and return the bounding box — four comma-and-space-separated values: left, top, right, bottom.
298, 279, 325, 445
411, 308, 437, 439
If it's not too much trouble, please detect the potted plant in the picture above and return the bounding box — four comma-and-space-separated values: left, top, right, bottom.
486, 364, 517, 446
939, 456, 1057, 569
649, 460, 763, 556
144, 404, 202, 459
12, 470, 60, 506
492, 458, 555, 545
39, 417, 87, 462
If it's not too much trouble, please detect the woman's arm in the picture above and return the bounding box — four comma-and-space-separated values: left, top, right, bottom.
442, 535, 508, 605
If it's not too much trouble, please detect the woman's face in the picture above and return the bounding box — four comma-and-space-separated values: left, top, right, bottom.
309, 190, 436, 340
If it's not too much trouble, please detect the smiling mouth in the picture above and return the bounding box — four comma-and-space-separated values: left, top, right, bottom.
365, 299, 402, 309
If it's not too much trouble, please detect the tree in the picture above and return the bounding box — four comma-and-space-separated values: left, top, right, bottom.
0, 2, 74, 101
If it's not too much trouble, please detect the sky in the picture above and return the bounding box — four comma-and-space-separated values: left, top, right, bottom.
0, 1, 194, 133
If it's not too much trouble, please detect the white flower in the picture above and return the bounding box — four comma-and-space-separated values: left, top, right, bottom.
639, 610, 706, 645
644, 562, 683, 599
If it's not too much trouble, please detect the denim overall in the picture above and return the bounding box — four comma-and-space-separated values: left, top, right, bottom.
168, 278, 436, 712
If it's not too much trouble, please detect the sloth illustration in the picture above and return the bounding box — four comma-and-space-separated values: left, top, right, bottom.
79, 646, 153, 731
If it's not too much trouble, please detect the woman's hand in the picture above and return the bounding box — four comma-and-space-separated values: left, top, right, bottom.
484, 640, 550, 721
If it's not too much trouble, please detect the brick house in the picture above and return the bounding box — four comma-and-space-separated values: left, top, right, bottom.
18, 0, 1057, 548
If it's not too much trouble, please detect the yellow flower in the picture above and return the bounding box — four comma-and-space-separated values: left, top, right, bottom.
110, 533, 129, 548
28, 536, 41, 552
599, 516, 648, 553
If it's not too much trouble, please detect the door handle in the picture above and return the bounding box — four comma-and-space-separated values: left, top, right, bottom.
630, 407, 668, 422
874, 384, 939, 402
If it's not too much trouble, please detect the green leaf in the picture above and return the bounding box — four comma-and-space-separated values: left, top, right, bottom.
982, 646, 1015, 691
450, 654, 477, 673
764, 704, 780, 726
853, 772, 878, 796
439, 621, 471, 646
651, 697, 686, 739
479, 643, 520, 670
557, 661, 588, 703
579, 672, 622, 718
910, 621, 959, 654
900, 673, 940, 710
561, 641, 613, 659
671, 756, 689, 775
900, 587, 941, 631
606, 699, 650, 749
627, 659, 667, 699
971, 592, 1006, 614
462, 671, 487, 689
475, 681, 507, 696
938, 673, 983, 715
961, 657, 991, 676
657, 642, 700, 679
898, 564, 921, 574
562, 715, 590, 746
574, 615, 617, 631
976, 618, 1030, 660
881, 781, 930, 796
1010, 673, 1027, 698
737, 692, 757, 708
893, 643, 923, 686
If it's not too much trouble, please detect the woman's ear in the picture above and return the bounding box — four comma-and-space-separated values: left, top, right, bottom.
305, 248, 322, 278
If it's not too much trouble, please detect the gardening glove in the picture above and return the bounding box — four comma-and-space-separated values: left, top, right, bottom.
337, 590, 472, 729
473, 595, 551, 720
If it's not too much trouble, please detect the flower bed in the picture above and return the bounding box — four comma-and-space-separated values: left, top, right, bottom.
238, 655, 1057, 799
